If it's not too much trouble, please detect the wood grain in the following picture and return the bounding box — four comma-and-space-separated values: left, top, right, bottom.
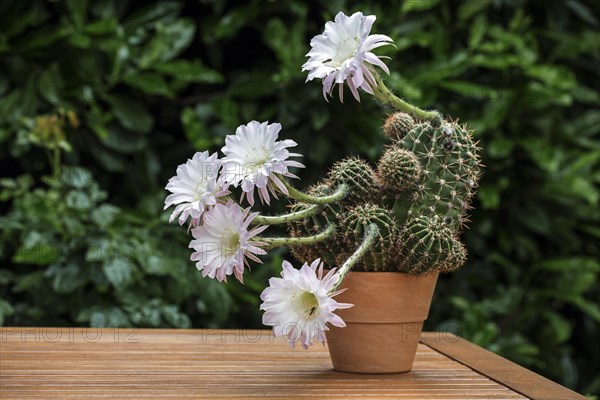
421, 332, 586, 400
0, 328, 577, 399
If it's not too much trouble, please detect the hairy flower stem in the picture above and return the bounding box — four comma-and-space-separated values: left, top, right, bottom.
372, 73, 441, 122
282, 179, 348, 205
331, 223, 379, 292
257, 224, 335, 250
253, 204, 322, 225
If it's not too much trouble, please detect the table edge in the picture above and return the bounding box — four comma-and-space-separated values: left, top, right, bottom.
420, 332, 587, 400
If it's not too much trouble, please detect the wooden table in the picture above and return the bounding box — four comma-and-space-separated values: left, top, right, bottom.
0, 328, 585, 399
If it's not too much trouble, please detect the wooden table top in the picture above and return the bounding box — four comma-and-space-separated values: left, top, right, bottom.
0, 328, 585, 400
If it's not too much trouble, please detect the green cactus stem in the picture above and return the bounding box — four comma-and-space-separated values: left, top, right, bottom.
253, 204, 322, 225
257, 223, 335, 250
282, 178, 348, 205
331, 223, 379, 292
372, 73, 442, 122
287, 182, 342, 265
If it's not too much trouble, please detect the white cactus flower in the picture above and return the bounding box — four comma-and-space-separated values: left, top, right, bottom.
260, 259, 352, 349
220, 121, 304, 206
302, 11, 394, 102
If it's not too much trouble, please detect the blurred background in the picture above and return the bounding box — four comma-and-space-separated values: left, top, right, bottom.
0, 0, 598, 396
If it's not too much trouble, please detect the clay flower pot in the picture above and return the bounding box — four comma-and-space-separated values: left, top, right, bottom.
325, 271, 439, 374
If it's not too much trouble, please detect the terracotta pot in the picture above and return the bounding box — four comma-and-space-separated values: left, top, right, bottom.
325, 270, 439, 374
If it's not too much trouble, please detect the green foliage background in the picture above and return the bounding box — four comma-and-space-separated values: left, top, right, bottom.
1, 0, 598, 395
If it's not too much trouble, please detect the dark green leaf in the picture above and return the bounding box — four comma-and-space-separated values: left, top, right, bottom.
91, 308, 130, 328
13, 271, 45, 292
180, 106, 221, 149
103, 258, 136, 290
84, 18, 117, 35
89, 145, 127, 173
487, 137, 514, 159
477, 185, 500, 209
65, 0, 88, 29
0, 2, 50, 39
540, 257, 600, 273
161, 304, 191, 328
0, 299, 14, 325
458, 0, 490, 21
91, 204, 120, 229
570, 298, 600, 322
566, 0, 599, 26
100, 129, 146, 154
46, 264, 88, 293
106, 95, 153, 133
152, 59, 224, 84
65, 190, 93, 211
123, 1, 182, 32
14, 25, 66, 51
12, 244, 60, 265
401, 0, 441, 14
469, 15, 487, 48
519, 137, 564, 173
525, 64, 577, 90
139, 18, 195, 68
123, 72, 172, 96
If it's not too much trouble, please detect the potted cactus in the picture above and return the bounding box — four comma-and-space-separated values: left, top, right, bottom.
164, 11, 482, 374
287, 111, 481, 372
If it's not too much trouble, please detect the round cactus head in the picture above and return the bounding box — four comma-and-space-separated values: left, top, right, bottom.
383, 112, 416, 141
327, 157, 381, 204
398, 215, 467, 274
334, 204, 399, 271
377, 147, 423, 195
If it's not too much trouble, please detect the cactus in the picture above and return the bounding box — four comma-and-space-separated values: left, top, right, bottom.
400, 121, 481, 230
398, 215, 467, 274
286, 116, 481, 275
377, 147, 423, 195
334, 204, 399, 271
382, 112, 416, 141
327, 157, 382, 205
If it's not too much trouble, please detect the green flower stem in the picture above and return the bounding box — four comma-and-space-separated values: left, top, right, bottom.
253, 204, 322, 225
372, 73, 441, 122
282, 179, 348, 205
256, 224, 335, 250
331, 223, 379, 292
